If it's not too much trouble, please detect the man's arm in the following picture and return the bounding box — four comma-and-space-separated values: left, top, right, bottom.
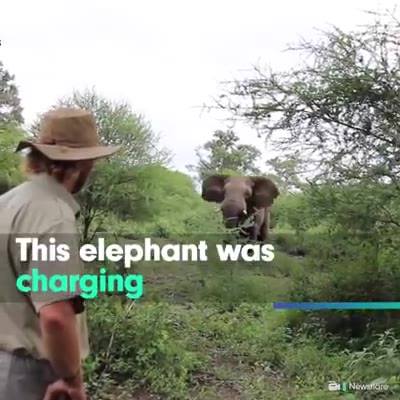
39, 300, 83, 385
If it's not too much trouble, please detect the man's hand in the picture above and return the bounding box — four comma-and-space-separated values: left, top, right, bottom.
40, 299, 85, 400
43, 378, 87, 400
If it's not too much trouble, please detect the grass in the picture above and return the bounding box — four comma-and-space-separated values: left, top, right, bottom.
84, 234, 400, 399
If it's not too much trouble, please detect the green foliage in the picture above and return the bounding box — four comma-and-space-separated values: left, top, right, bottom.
275, 193, 317, 236
305, 183, 400, 234
77, 161, 138, 242
59, 89, 171, 166
189, 129, 261, 180
218, 12, 400, 185
266, 153, 307, 192
105, 165, 225, 238
85, 299, 204, 399
86, 293, 400, 399
0, 61, 23, 124
0, 123, 25, 193
345, 330, 400, 388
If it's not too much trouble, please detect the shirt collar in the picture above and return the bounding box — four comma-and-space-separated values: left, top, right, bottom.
30, 173, 81, 217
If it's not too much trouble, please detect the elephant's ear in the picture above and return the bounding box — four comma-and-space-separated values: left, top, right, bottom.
202, 175, 227, 203
250, 177, 279, 207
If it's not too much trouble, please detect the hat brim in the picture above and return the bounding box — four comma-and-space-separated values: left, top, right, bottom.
16, 141, 121, 161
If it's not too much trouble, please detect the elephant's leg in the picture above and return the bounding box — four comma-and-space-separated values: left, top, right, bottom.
258, 208, 270, 242
248, 225, 259, 241
252, 208, 266, 242
258, 222, 267, 242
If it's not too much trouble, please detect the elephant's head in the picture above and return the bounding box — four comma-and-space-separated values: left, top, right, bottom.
202, 175, 279, 228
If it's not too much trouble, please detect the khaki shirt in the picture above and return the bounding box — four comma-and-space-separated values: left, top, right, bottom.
0, 173, 89, 360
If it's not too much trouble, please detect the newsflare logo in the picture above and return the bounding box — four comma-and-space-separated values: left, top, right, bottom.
327, 381, 347, 392
327, 381, 389, 393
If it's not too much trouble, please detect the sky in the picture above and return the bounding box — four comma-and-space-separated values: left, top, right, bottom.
0, 0, 397, 173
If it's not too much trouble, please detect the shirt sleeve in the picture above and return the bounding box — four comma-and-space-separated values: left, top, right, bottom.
28, 220, 85, 314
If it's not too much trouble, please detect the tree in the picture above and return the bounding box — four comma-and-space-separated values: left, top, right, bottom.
31, 88, 171, 166
76, 162, 138, 243
0, 124, 25, 193
30, 89, 172, 241
216, 12, 400, 187
0, 61, 23, 124
117, 165, 225, 237
189, 129, 261, 180
266, 152, 306, 192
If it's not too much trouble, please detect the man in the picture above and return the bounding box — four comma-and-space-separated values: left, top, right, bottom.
0, 108, 120, 400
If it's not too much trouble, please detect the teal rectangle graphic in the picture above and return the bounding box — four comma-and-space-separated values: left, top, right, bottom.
273, 302, 400, 310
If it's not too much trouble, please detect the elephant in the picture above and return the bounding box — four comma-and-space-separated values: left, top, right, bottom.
202, 175, 279, 242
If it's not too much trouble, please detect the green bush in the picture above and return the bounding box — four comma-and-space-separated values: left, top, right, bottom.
96, 165, 225, 239
0, 123, 25, 193
85, 298, 203, 399
344, 330, 400, 392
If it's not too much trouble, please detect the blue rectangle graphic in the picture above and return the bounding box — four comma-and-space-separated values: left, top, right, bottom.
273, 302, 400, 310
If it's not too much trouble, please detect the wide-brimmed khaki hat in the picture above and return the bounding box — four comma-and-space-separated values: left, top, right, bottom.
16, 107, 121, 161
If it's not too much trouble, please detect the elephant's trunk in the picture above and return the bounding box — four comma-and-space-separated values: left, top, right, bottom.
224, 216, 240, 229
221, 200, 247, 228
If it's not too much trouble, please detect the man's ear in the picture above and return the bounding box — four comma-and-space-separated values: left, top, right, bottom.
250, 177, 279, 207
202, 175, 228, 203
